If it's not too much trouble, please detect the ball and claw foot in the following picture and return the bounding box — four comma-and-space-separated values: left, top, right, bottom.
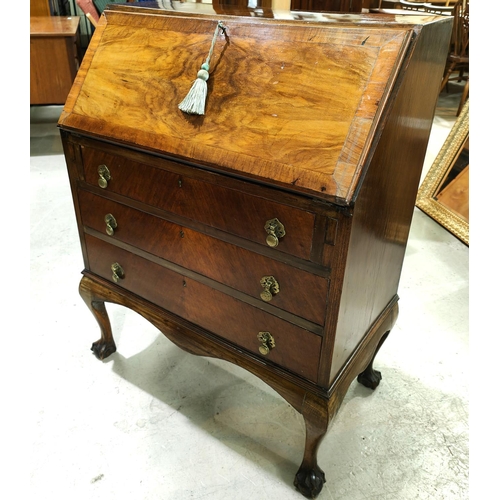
357, 367, 382, 390
294, 465, 326, 499
91, 339, 116, 360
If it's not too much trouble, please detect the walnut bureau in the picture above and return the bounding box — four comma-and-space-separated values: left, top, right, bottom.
59, 5, 451, 498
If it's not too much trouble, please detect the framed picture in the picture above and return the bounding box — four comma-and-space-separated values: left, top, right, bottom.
416, 100, 469, 245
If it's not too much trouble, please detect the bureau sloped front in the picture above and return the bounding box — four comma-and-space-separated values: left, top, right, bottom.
85, 234, 322, 383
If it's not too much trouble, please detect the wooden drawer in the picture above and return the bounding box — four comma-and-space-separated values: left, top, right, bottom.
80, 146, 316, 261
79, 190, 328, 325
85, 234, 322, 382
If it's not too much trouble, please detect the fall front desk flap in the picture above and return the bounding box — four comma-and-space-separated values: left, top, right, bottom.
60, 7, 435, 205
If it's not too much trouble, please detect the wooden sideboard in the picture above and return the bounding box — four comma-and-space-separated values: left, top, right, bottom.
59, 5, 451, 497
30, 16, 81, 105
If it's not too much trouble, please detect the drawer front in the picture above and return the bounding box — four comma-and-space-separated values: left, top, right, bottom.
85, 234, 321, 383
81, 146, 315, 260
79, 190, 328, 325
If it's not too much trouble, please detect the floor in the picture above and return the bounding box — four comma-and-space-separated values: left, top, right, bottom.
28, 85, 469, 499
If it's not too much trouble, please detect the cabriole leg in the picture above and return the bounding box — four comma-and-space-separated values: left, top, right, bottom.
357, 331, 390, 390
294, 395, 328, 499
79, 276, 116, 360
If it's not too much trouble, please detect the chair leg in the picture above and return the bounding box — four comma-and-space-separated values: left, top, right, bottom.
440, 58, 460, 93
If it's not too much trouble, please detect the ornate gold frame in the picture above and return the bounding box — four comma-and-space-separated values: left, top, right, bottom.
416, 100, 469, 245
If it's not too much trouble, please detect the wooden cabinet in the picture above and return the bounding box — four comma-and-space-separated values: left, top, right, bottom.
30, 16, 81, 105
59, 5, 451, 497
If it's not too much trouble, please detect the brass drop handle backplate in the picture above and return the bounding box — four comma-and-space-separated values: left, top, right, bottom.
98, 164, 111, 188
111, 262, 124, 283
264, 218, 286, 247
257, 331, 275, 355
260, 276, 280, 302
104, 213, 118, 236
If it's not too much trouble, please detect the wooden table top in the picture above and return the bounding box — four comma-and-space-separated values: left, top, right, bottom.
30, 16, 81, 37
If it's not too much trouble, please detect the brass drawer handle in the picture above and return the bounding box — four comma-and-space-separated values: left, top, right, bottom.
111, 262, 124, 283
264, 218, 285, 248
104, 213, 118, 236
98, 164, 111, 188
257, 331, 275, 356
260, 276, 279, 302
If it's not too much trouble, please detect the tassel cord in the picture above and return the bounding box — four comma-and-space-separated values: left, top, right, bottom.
205, 21, 226, 70
178, 21, 227, 115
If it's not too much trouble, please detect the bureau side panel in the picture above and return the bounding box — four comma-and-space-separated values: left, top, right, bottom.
326, 20, 452, 385
61, 131, 90, 268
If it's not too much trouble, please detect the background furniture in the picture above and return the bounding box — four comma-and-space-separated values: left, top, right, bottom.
30, 16, 81, 105
396, 0, 457, 7
31, 0, 51, 16
440, 0, 469, 115
93, 0, 138, 15
41, 0, 97, 52
423, 2, 454, 14
400, 0, 426, 10
76, 0, 100, 26
290, 0, 363, 11
369, 1, 454, 15
59, 5, 451, 498
400, 0, 455, 11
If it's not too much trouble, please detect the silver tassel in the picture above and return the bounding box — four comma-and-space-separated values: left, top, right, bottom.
178, 21, 226, 116
178, 66, 209, 115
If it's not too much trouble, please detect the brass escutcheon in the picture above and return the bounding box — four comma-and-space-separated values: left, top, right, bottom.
111, 262, 124, 283
260, 276, 280, 302
98, 165, 111, 189
257, 331, 276, 356
104, 213, 117, 236
264, 218, 286, 248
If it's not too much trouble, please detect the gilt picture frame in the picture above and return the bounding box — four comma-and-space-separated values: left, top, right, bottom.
416, 100, 469, 245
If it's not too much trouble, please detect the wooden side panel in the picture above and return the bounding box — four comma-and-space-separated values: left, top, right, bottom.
61, 132, 90, 268
326, 19, 453, 385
